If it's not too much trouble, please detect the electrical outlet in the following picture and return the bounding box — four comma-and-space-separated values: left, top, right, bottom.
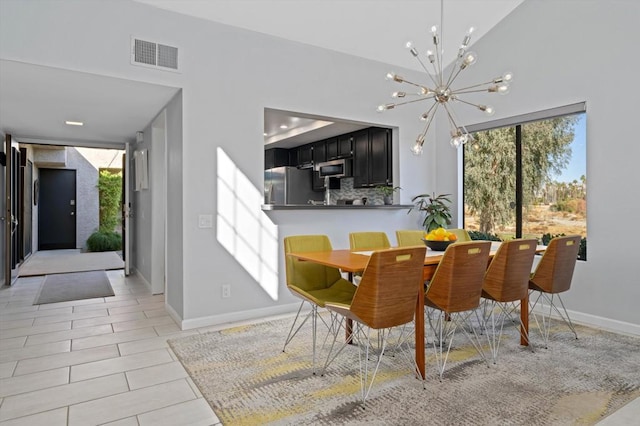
222, 284, 231, 298
198, 214, 213, 228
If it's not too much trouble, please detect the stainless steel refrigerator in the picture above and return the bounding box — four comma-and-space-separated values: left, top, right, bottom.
264, 167, 323, 205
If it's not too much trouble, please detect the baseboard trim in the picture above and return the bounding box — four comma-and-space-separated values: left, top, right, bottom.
164, 302, 183, 326
133, 269, 152, 293
181, 303, 303, 330
531, 304, 639, 337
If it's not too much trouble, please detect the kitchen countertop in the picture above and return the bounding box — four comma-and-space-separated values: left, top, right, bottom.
261, 204, 413, 210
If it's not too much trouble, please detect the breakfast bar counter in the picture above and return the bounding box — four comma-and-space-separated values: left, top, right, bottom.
261, 204, 413, 211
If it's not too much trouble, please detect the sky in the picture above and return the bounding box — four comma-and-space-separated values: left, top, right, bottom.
556, 114, 586, 183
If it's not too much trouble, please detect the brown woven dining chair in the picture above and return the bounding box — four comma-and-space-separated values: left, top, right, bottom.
321, 246, 426, 406
481, 239, 538, 362
424, 240, 491, 380
529, 235, 581, 347
283, 235, 356, 373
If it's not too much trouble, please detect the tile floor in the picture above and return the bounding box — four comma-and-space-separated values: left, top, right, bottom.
0, 270, 220, 426
1, 270, 637, 425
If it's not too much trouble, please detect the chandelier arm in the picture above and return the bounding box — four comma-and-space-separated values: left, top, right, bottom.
391, 96, 436, 108
442, 102, 462, 133
453, 98, 484, 109
452, 80, 496, 92
419, 103, 440, 139
450, 88, 495, 95
445, 66, 466, 90
401, 79, 432, 91
414, 57, 441, 88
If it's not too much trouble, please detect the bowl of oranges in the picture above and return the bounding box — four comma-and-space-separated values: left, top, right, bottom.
422, 227, 458, 251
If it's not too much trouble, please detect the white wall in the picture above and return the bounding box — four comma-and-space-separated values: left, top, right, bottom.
436, 0, 640, 331
1, 0, 637, 333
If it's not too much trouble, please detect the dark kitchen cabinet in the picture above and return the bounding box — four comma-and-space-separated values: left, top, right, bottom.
327, 135, 353, 160
296, 144, 313, 169
264, 148, 289, 170
353, 127, 392, 188
325, 138, 339, 160
312, 141, 327, 190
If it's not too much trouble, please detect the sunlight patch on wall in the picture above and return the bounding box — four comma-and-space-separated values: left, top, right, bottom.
216, 148, 279, 300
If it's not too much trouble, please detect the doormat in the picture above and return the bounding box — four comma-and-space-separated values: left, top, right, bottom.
34, 270, 115, 305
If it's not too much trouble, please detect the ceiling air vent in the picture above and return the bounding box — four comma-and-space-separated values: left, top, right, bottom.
131, 37, 180, 72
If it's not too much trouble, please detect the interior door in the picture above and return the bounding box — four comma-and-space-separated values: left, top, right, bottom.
38, 168, 76, 250
122, 146, 131, 275
3, 134, 20, 285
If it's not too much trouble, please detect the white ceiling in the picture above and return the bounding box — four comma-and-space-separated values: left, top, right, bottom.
0, 1, 522, 149
0, 60, 179, 148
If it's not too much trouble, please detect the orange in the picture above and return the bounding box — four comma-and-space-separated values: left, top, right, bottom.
449, 234, 457, 241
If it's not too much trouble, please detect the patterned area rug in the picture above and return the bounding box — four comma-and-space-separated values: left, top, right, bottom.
168, 316, 640, 425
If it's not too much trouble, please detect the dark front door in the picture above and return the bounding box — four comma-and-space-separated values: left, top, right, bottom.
39, 169, 76, 250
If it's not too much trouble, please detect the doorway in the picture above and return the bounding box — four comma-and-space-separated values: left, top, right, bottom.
38, 168, 76, 250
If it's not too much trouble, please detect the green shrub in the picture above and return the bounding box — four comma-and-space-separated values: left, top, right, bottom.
98, 170, 122, 232
87, 231, 122, 252
541, 232, 587, 261
468, 230, 502, 241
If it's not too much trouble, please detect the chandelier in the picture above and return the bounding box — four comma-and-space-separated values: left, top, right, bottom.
376, 0, 512, 154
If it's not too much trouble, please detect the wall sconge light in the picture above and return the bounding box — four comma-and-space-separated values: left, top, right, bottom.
136, 131, 144, 144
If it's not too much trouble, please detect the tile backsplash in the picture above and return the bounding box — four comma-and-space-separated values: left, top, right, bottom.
328, 178, 389, 205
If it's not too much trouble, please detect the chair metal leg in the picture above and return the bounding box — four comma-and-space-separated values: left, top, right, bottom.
483, 300, 533, 363
529, 290, 578, 348
427, 309, 489, 380
282, 301, 309, 352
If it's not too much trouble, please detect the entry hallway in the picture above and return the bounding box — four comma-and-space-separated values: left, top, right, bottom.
0, 271, 220, 425
1, 270, 638, 425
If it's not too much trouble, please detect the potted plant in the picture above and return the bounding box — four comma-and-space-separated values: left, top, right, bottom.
409, 192, 452, 232
375, 185, 401, 205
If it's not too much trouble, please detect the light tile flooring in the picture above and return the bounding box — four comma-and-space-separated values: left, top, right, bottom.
0, 270, 220, 426
1, 270, 638, 425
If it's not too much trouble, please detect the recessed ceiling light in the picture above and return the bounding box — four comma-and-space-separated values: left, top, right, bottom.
65, 120, 84, 126
279, 124, 288, 129
263, 132, 268, 136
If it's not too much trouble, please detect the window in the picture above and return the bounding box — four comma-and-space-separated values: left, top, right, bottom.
463, 105, 586, 260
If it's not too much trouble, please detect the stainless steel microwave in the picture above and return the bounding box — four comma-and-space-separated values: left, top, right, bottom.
315, 159, 352, 178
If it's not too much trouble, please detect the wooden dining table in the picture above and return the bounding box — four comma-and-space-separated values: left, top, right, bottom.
289, 242, 541, 380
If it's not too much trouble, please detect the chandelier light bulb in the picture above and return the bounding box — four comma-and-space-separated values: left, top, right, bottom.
426, 50, 436, 63
419, 86, 431, 95
479, 105, 495, 116
392, 91, 406, 98
462, 51, 478, 68
376, 104, 386, 112
405, 41, 419, 57
497, 84, 510, 95
503, 71, 513, 82
385, 72, 395, 81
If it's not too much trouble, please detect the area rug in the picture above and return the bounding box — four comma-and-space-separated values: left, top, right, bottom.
19, 250, 124, 277
168, 316, 640, 425
34, 270, 115, 304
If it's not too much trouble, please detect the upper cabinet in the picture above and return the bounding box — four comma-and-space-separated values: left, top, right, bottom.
353, 127, 392, 188
264, 148, 289, 170
312, 141, 328, 190
326, 136, 353, 160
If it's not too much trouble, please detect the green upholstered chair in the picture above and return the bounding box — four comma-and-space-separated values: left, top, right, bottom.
448, 228, 472, 242
322, 246, 426, 406
349, 232, 391, 251
283, 235, 356, 373
529, 235, 581, 347
396, 230, 425, 247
